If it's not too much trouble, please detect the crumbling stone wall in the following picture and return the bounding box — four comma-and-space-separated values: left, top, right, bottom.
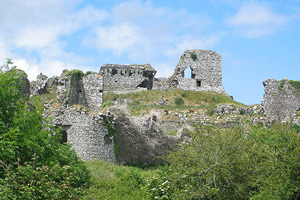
262, 78, 300, 124
44, 106, 116, 162
154, 50, 227, 94
83, 73, 103, 111
31, 71, 103, 111
99, 64, 156, 93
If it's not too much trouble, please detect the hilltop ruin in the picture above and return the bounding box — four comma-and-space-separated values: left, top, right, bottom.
25, 49, 300, 163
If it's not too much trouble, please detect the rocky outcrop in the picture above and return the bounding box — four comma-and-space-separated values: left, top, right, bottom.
30, 73, 48, 96
107, 106, 180, 164
213, 104, 262, 116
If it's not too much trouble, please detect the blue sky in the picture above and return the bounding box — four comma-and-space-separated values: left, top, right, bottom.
1, 0, 300, 105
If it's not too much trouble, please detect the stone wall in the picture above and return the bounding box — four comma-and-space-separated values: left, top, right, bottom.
83, 73, 103, 111
153, 50, 227, 94
99, 64, 156, 93
44, 106, 116, 162
262, 78, 300, 124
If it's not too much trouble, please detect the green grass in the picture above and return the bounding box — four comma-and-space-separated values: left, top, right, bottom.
163, 130, 178, 136
83, 160, 158, 200
103, 90, 244, 115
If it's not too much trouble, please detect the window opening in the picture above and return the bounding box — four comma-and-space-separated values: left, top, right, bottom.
111, 69, 118, 75
184, 67, 193, 79
197, 80, 202, 87
60, 131, 67, 144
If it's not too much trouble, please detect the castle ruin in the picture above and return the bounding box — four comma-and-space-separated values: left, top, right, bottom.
28, 49, 229, 162
99, 64, 156, 93
153, 50, 227, 94
262, 78, 300, 124
27, 49, 300, 163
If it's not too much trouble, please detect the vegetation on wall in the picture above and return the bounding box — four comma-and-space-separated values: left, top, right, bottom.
102, 116, 119, 158
288, 80, 300, 90
190, 53, 197, 61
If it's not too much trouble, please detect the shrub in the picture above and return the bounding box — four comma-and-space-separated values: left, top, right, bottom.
0, 155, 88, 199
174, 97, 184, 106
0, 60, 90, 199
148, 124, 300, 199
191, 53, 197, 61
85, 71, 93, 76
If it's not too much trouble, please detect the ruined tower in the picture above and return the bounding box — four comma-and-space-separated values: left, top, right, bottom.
154, 50, 227, 94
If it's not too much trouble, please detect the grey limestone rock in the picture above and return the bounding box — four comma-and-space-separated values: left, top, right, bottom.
30, 73, 48, 96
107, 106, 180, 164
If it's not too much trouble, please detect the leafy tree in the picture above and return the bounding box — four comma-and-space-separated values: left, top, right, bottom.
0, 59, 90, 198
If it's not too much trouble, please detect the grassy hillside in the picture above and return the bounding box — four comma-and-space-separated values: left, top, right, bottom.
103, 90, 244, 114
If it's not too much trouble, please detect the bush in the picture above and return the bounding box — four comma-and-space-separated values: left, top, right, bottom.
191, 53, 197, 61
147, 124, 300, 199
174, 97, 184, 106
0, 60, 90, 199
0, 155, 88, 199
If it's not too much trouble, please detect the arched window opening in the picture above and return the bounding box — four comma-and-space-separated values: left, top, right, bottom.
184, 67, 193, 79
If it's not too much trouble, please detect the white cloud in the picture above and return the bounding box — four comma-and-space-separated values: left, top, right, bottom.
0, 0, 106, 78
95, 23, 142, 54
86, 0, 215, 69
13, 59, 40, 81
227, 2, 289, 38
167, 35, 221, 56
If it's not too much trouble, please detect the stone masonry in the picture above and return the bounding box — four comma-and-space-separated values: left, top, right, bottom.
99, 64, 156, 93
44, 105, 115, 162
262, 78, 300, 124
153, 50, 227, 95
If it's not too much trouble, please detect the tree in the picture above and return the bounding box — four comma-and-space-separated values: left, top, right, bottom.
0, 59, 90, 199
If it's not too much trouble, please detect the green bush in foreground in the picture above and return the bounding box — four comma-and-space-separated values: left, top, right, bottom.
148, 124, 300, 200
84, 160, 156, 199
0, 60, 90, 199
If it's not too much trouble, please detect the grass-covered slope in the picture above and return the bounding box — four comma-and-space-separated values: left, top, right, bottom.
103, 90, 244, 114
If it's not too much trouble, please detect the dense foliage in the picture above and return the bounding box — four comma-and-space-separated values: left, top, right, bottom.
0, 60, 90, 199
147, 124, 300, 200
84, 160, 158, 199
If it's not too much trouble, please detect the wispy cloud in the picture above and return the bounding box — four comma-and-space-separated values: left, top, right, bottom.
226, 1, 289, 38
